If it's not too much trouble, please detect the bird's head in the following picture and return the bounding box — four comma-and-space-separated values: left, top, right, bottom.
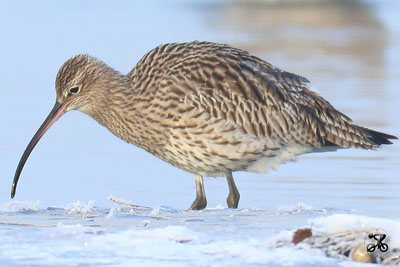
55, 54, 110, 112
11, 54, 117, 198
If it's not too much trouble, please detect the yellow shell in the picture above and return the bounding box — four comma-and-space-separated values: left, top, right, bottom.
349, 244, 373, 263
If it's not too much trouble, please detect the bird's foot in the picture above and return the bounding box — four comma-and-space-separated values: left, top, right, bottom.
188, 197, 207, 210
226, 192, 240, 209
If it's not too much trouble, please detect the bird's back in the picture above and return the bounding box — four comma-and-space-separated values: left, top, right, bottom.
127, 41, 396, 151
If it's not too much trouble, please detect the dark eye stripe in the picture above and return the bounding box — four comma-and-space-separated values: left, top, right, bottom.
69, 87, 79, 94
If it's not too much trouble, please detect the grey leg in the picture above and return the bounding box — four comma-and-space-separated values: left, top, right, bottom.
188, 175, 207, 210
226, 171, 240, 208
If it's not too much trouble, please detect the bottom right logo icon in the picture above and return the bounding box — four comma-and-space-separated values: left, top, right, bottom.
365, 228, 389, 253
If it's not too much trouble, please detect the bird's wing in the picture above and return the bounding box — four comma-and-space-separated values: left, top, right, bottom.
163, 42, 391, 149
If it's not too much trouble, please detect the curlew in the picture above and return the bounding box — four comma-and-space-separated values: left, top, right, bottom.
12, 41, 397, 210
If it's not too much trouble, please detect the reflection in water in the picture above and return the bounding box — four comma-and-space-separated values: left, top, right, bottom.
202, 1, 385, 75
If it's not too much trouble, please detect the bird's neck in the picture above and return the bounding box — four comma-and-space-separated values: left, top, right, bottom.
79, 70, 153, 150
78, 66, 126, 119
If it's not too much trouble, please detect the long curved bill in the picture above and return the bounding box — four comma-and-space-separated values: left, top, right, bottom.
11, 101, 65, 198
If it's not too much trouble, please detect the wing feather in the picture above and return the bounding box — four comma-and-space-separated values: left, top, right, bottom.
146, 41, 395, 149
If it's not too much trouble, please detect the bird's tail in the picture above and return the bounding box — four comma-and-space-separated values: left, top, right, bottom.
322, 125, 397, 149
359, 127, 397, 146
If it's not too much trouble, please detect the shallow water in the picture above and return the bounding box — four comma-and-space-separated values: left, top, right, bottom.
0, 0, 399, 266
1, 201, 399, 266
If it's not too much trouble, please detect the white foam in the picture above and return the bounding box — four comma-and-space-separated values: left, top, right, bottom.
2, 209, 400, 266
276, 202, 323, 214
65, 200, 94, 214
0, 201, 39, 212
105, 207, 116, 221
134, 226, 202, 243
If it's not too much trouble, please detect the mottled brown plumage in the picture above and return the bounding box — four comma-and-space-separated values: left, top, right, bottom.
12, 41, 397, 210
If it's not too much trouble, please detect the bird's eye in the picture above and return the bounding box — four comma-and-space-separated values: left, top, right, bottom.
68, 87, 80, 95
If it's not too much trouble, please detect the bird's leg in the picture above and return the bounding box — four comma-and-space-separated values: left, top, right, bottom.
226, 171, 240, 208
188, 175, 207, 210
